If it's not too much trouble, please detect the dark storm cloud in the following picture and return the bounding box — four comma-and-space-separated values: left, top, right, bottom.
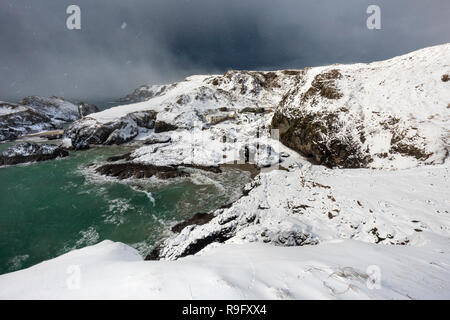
0, 0, 449, 101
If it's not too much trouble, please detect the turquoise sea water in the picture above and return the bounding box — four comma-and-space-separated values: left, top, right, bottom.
0, 141, 249, 275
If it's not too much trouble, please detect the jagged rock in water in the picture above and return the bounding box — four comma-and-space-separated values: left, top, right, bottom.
21, 96, 79, 123
78, 102, 99, 118
0, 101, 56, 142
0, 142, 69, 165
95, 161, 222, 180
95, 162, 189, 180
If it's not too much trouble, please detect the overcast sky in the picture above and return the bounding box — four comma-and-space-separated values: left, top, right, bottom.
1, 0, 449, 102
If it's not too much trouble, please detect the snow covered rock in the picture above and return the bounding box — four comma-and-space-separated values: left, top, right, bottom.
65, 70, 301, 149
118, 83, 173, 103
0, 101, 56, 141
0, 142, 69, 165
64, 110, 157, 149
272, 44, 450, 169
21, 96, 80, 124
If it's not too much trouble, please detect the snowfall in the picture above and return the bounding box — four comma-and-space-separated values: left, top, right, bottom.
0, 43, 449, 299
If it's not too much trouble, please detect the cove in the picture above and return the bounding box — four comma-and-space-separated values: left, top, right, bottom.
0, 141, 250, 275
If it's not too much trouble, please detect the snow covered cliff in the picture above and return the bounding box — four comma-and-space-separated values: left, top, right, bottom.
1, 43, 449, 299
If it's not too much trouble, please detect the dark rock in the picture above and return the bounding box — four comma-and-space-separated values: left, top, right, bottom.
128, 110, 157, 129
0, 142, 69, 166
271, 111, 370, 168
182, 164, 222, 173
45, 133, 63, 140
143, 135, 172, 145
144, 245, 163, 261
171, 212, 215, 233
239, 107, 267, 114
95, 162, 189, 180
177, 225, 235, 259
78, 102, 99, 117
154, 121, 178, 133
106, 153, 132, 162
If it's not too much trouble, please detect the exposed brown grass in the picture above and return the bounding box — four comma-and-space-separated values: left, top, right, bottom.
302, 69, 343, 102
442, 74, 449, 82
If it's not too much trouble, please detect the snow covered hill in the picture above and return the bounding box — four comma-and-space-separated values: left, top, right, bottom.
272, 44, 450, 169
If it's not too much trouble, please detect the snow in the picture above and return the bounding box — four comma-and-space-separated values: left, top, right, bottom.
156, 154, 450, 259
0, 238, 449, 299
0, 102, 28, 116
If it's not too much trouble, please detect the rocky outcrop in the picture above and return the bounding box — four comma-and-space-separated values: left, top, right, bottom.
272, 110, 370, 168
118, 84, 172, 103
0, 102, 56, 142
95, 161, 222, 180
0, 142, 69, 166
0, 96, 86, 142
21, 96, 79, 123
78, 102, 99, 118
65, 110, 157, 149
95, 162, 189, 180
154, 121, 178, 133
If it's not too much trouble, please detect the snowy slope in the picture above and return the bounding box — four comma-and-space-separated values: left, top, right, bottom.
0, 101, 56, 141
154, 152, 450, 260
0, 238, 449, 299
273, 44, 450, 169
